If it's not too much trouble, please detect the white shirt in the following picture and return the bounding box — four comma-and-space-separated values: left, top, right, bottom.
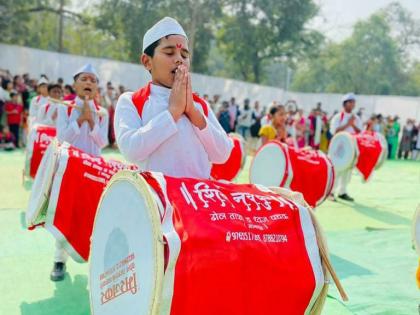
36, 99, 60, 126
330, 111, 363, 135
29, 95, 49, 120
114, 84, 233, 179
56, 96, 109, 156
238, 108, 254, 127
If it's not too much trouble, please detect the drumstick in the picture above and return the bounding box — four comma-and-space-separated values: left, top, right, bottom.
49, 98, 107, 117
318, 243, 349, 301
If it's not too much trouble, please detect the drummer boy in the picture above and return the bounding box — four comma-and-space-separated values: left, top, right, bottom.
329, 93, 363, 202
114, 17, 233, 179
51, 64, 109, 281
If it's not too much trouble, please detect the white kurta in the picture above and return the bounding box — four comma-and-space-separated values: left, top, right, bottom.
114, 84, 233, 178
29, 95, 49, 127
36, 100, 60, 126
56, 96, 109, 156
330, 111, 362, 196
329, 111, 363, 135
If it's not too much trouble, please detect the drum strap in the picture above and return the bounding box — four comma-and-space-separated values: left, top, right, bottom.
132, 81, 209, 119
339, 112, 345, 123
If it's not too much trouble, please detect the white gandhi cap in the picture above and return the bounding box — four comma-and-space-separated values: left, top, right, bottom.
142, 17, 187, 53
73, 63, 99, 82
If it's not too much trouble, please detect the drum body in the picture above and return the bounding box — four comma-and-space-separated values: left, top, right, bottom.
25, 124, 56, 179
90, 172, 325, 315
354, 131, 386, 181
210, 133, 246, 181
329, 131, 385, 181
328, 132, 358, 173
250, 141, 334, 208
25, 141, 137, 261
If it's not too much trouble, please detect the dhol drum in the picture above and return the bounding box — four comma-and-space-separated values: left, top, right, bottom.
250, 141, 334, 208
210, 133, 246, 181
329, 131, 386, 181
90, 171, 328, 315
25, 124, 57, 179
327, 132, 358, 173
25, 142, 137, 261
25, 139, 59, 229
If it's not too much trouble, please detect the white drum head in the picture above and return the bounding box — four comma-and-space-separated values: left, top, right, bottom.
375, 132, 388, 170
412, 206, 420, 256
90, 171, 164, 315
26, 139, 59, 227
328, 132, 357, 172
250, 141, 288, 187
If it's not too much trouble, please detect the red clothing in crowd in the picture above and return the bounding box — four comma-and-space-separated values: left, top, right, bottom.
0, 131, 15, 143
5, 102, 23, 125
63, 93, 76, 101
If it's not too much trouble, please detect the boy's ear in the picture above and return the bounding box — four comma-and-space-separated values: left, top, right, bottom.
141, 54, 152, 72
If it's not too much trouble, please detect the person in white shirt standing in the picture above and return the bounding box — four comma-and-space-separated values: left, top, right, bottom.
51, 64, 108, 282
29, 77, 50, 128
56, 64, 109, 157
329, 93, 362, 202
114, 17, 232, 179
36, 83, 63, 126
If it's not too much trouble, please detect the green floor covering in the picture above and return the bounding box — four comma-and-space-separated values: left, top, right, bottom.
0, 149, 418, 314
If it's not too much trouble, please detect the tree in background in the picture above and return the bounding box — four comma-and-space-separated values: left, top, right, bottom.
292, 2, 420, 96
216, 0, 319, 83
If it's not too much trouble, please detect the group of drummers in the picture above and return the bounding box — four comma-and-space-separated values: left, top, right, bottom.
26, 16, 376, 285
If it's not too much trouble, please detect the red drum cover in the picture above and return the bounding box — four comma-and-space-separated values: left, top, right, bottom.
354, 131, 384, 181
288, 147, 332, 208
161, 176, 323, 314
45, 144, 137, 262
26, 125, 56, 178
211, 134, 245, 181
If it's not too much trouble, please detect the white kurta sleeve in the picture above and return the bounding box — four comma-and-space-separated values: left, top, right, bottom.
56, 106, 80, 143
114, 93, 178, 163
36, 104, 46, 124
192, 104, 233, 164
329, 114, 340, 135
29, 97, 38, 118
89, 112, 109, 149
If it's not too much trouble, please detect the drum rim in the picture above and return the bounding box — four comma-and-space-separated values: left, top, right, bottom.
26, 139, 59, 227
328, 131, 358, 171
249, 140, 288, 187
89, 170, 164, 315
374, 132, 388, 170
316, 151, 333, 207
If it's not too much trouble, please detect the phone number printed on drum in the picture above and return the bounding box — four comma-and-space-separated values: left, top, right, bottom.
226, 231, 288, 243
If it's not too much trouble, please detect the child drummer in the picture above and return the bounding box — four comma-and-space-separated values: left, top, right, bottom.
51, 64, 109, 281
114, 17, 232, 178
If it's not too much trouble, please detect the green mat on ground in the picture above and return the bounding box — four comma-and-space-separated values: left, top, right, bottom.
0, 149, 419, 314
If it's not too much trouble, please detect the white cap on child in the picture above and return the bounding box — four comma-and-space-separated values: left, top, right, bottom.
142, 17, 187, 53
73, 63, 99, 82
38, 77, 49, 86
342, 93, 356, 103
